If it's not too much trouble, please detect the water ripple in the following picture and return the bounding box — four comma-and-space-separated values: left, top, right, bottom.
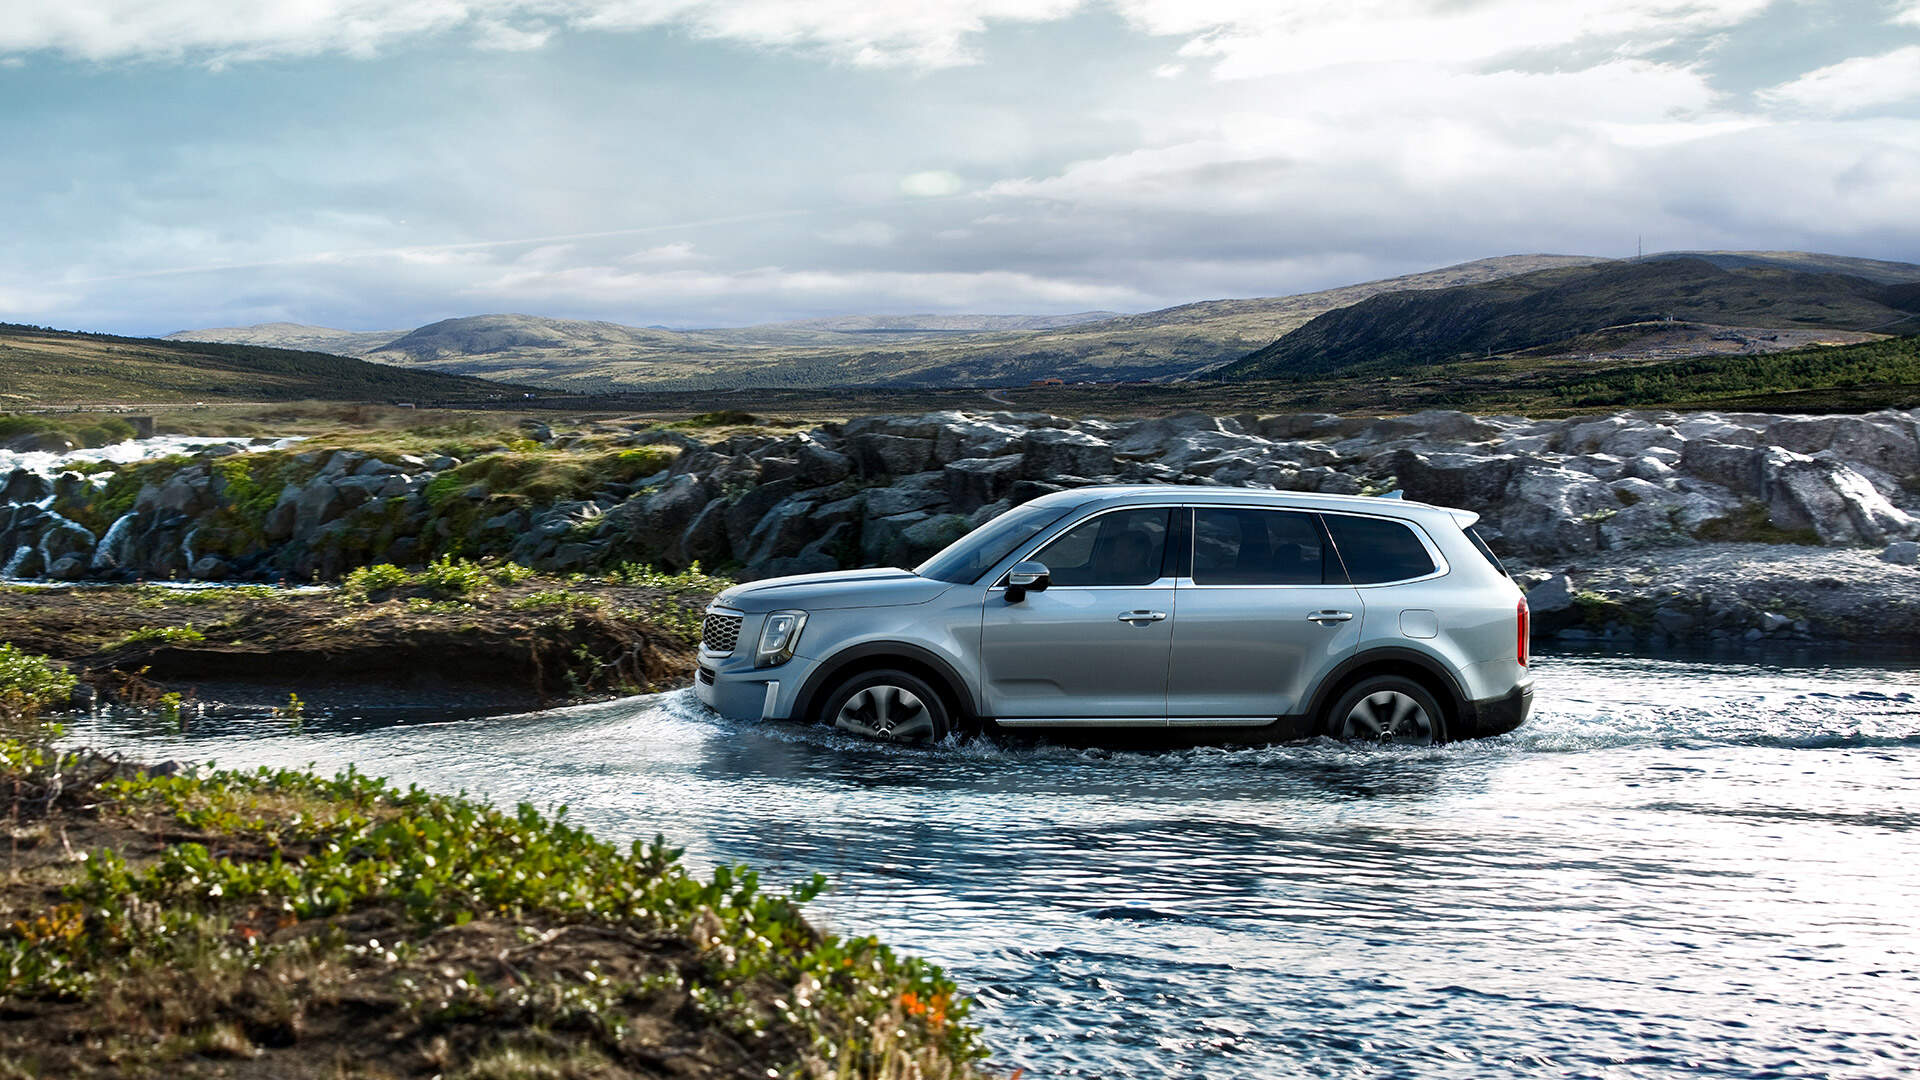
59, 651, 1920, 1080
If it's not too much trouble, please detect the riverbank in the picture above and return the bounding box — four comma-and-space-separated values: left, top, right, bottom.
0, 737, 987, 1078
0, 562, 723, 711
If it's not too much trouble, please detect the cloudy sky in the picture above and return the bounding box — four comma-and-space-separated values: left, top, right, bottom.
3, 0, 1918, 336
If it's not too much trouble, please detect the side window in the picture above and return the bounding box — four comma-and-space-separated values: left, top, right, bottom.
1031, 508, 1169, 587
1323, 514, 1438, 584
1192, 508, 1328, 585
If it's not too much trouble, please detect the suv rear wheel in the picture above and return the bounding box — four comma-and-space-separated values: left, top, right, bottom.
819, 668, 953, 745
1325, 674, 1447, 745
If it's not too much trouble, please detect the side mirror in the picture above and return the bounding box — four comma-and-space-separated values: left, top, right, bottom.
1004, 561, 1050, 603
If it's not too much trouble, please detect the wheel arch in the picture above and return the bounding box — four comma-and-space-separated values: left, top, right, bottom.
1303, 646, 1470, 737
790, 641, 976, 726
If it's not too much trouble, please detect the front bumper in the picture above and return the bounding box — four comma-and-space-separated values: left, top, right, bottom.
1465, 684, 1533, 738
694, 652, 812, 722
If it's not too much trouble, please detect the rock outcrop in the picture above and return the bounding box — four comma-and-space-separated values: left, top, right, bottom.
2, 407, 1917, 591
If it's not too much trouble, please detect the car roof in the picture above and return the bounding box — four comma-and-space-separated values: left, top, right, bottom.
1026, 484, 1479, 528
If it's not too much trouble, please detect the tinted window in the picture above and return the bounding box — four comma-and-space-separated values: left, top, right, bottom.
1192, 508, 1329, 585
1032, 508, 1169, 586
1465, 525, 1509, 578
917, 502, 1072, 584
1323, 514, 1437, 584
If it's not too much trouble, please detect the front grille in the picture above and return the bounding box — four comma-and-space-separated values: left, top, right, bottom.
702, 612, 742, 654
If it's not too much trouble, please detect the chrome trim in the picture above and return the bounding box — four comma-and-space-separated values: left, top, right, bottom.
760, 680, 781, 721
1168, 716, 1275, 727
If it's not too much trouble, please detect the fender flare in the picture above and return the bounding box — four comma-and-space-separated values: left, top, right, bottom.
1302, 646, 1471, 733
789, 641, 977, 725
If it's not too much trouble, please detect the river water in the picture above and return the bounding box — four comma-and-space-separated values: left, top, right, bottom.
62, 651, 1920, 1079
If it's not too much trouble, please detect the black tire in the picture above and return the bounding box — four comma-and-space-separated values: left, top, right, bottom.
816, 667, 954, 745
1323, 674, 1448, 745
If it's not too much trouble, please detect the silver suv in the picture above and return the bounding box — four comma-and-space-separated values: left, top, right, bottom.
695, 486, 1532, 744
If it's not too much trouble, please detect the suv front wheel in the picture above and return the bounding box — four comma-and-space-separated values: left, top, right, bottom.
818, 668, 953, 745
1324, 674, 1447, 745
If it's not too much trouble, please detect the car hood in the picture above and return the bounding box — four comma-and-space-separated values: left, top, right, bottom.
713, 567, 954, 613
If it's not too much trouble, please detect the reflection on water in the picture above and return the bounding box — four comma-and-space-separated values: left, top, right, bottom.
63, 653, 1920, 1079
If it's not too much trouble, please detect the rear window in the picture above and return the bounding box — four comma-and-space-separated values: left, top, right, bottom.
1465, 526, 1509, 578
1323, 514, 1437, 584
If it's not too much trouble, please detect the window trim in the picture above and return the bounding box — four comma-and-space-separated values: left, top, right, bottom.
1317, 508, 1451, 588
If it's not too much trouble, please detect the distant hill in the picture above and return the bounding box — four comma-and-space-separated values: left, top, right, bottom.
0, 323, 537, 405
1640, 250, 1920, 285
168, 254, 1604, 390
165, 321, 408, 356
1222, 257, 1920, 380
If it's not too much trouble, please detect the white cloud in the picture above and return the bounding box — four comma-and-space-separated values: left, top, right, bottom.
472, 19, 555, 51
0, 0, 1778, 72
1895, 2, 1920, 28
1108, 0, 1773, 79
1760, 46, 1920, 113
818, 220, 898, 246
620, 241, 701, 263
900, 170, 966, 197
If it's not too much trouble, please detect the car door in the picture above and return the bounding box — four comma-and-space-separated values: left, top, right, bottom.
1165, 507, 1365, 724
979, 506, 1174, 724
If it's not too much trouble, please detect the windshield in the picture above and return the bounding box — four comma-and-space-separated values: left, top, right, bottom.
915, 502, 1074, 584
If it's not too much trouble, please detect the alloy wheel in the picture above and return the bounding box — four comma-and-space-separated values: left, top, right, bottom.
832, 684, 936, 743
1339, 690, 1435, 745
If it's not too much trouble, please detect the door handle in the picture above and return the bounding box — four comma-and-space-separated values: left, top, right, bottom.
1118, 610, 1168, 623
1307, 610, 1355, 623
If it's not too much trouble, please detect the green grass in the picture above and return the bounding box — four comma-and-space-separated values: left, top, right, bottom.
0, 736, 989, 1077
0, 322, 544, 405
339, 556, 537, 602
0, 642, 75, 729
0, 413, 137, 449
1549, 333, 1920, 409
113, 625, 207, 648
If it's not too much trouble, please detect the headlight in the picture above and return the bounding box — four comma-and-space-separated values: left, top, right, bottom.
754, 610, 808, 668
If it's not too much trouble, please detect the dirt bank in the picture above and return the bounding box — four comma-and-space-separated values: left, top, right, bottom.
0, 569, 719, 711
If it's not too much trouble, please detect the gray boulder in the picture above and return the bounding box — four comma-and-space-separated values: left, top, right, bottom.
863, 473, 949, 517
292, 482, 348, 537
1880, 540, 1920, 565
1020, 428, 1114, 479
1760, 449, 1917, 545
847, 433, 935, 478
46, 554, 87, 581
1493, 467, 1616, 557
1525, 573, 1576, 614
944, 456, 1023, 514
1392, 450, 1519, 510
1, 469, 50, 504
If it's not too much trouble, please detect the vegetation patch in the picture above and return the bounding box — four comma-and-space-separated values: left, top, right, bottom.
0, 413, 137, 450
112, 625, 207, 649
0, 730, 989, 1078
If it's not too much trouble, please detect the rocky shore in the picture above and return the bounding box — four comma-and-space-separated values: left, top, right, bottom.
3, 406, 1917, 644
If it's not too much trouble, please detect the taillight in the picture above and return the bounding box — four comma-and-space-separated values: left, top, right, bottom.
1517, 596, 1530, 667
